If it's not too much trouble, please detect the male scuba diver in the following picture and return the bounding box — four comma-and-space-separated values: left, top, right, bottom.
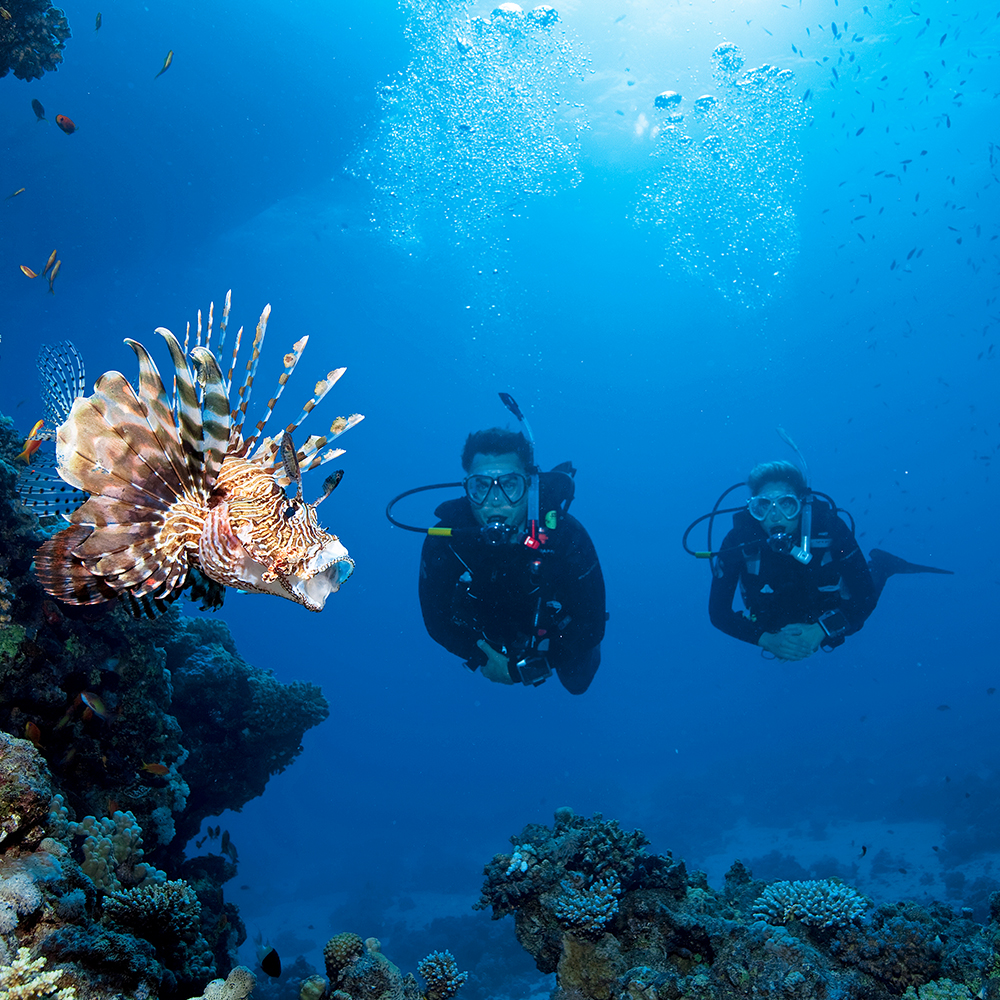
685, 455, 952, 662
387, 396, 606, 693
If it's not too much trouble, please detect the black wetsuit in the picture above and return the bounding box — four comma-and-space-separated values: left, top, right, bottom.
709, 502, 878, 648
418, 492, 606, 694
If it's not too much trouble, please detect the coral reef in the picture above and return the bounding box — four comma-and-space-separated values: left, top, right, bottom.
753, 878, 869, 928
0, 946, 76, 999
417, 949, 467, 1000
324, 932, 365, 985
186, 965, 255, 1000
0, 411, 332, 998
0, 0, 70, 82
319, 934, 470, 1000
477, 809, 1000, 1000
0, 732, 218, 998
0, 409, 328, 845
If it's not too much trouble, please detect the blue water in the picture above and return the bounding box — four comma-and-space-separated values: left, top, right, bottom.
2, 0, 997, 990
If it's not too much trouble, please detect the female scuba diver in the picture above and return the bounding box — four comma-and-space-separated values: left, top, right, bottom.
685, 452, 953, 662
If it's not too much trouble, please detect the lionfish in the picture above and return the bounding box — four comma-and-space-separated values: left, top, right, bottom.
33, 293, 363, 614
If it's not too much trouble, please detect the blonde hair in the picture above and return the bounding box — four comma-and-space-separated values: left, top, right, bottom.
747, 460, 807, 497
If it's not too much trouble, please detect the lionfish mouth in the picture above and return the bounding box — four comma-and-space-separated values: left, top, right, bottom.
33, 292, 364, 614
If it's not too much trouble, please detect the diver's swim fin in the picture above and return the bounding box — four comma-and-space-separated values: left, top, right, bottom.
869, 548, 954, 576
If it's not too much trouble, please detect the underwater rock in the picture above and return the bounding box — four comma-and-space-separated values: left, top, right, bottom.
0, 411, 329, 997
477, 809, 1000, 1000
187, 964, 255, 1000
0, 0, 71, 82
0, 734, 206, 997
0, 410, 329, 857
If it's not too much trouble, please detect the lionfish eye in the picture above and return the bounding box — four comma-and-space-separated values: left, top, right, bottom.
283, 505, 296, 520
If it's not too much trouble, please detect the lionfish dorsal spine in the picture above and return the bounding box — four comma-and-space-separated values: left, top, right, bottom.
243, 331, 306, 459
214, 290, 233, 356
223, 324, 244, 399
189, 347, 231, 486
277, 366, 345, 445
157, 329, 212, 491
124, 338, 198, 496
231, 305, 270, 442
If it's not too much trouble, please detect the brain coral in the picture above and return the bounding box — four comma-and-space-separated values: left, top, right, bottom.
324, 932, 364, 982
753, 879, 868, 928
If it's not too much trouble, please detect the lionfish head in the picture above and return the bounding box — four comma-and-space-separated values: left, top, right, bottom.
200, 454, 355, 612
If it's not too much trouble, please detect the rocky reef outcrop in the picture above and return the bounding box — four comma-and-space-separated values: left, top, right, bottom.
0, 413, 329, 999
476, 808, 1000, 1000
0, 0, 70, 81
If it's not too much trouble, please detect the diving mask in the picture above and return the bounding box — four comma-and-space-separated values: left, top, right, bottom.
464, 472, 528, 506
748, 493, 802, 522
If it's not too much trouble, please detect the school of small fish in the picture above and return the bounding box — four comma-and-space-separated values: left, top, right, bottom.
34, 293, 364, 613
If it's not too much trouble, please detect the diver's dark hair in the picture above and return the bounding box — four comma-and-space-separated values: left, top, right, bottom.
747, 460, 808, 498
461, 428, 532, 473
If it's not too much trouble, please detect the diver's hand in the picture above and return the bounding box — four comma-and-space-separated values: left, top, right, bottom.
758, 624, 824, 661
477, 639, 516, 684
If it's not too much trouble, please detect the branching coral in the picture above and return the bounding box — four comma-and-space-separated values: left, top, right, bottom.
552, 874, 621, 936
102, 879, 200, 941
753, 879, 869, 928
416, 949, 467, 1000
0, 947, 76, 999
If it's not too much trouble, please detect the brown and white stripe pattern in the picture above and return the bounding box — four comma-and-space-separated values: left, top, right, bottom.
34, 295, 362, 613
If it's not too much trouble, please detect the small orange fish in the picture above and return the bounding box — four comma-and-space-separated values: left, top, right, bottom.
15, 419, 45, 463
48, 259, 61, 295
24, 721, 43, 747
5, 187, 25, 200
141, 761, 169, 776
80, 691, 108, 719
20, 264, 38, 278
42, 249, 57, 277
107, 797, 119, 814
55, 115, 77, 135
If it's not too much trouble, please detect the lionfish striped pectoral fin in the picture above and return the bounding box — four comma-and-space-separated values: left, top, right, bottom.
35, 356, 209, 606
34, 523, 120, 604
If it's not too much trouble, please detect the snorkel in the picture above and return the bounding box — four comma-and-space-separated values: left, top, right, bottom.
776, 426, 813, 565
499, 392, 543, 551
